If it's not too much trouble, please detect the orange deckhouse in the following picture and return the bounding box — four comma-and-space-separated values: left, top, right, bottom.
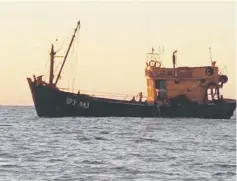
145, 48, 228, 105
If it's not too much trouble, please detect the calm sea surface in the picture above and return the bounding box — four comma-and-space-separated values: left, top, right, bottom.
0, 106, 236, 181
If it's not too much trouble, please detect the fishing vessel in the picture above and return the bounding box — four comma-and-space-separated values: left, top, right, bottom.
27, 21, 236, 119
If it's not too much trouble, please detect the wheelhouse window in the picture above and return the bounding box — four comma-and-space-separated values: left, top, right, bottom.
207, 86, 219, 101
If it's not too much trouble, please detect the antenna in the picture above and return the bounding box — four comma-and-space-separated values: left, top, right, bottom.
209, 47, 213, 64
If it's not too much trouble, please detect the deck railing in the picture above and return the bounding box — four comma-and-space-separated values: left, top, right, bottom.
60, 88, 148, 102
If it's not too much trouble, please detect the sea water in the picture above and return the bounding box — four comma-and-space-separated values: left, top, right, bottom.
0, 106, 236, 181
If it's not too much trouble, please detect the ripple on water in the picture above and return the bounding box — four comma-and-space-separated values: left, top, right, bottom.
0, 106, 236, 181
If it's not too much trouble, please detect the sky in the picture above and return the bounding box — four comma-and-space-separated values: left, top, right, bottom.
0, 1, 236, 105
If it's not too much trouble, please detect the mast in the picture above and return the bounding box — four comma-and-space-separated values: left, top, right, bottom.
54, 20, 81, 85
49, 44, 55, 86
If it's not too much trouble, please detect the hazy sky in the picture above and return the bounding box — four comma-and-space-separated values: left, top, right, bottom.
0, 1, 235, 105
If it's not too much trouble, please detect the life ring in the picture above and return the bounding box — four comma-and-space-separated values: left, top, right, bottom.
149, 60, 161, 68
219, 75, 228, 84
149, 60, 156, 67
205, 66, 214, 76
155, 61, 161, 68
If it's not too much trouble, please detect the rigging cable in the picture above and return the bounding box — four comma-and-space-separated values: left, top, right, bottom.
69, 31, 76, 92
72, 29, 80, 92
43, 56, 49, 81
55, 33, 71, 55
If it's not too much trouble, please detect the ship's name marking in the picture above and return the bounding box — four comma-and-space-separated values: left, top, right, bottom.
66, 97, 90, 108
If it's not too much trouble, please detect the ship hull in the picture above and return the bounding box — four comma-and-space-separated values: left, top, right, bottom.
27, 78, 236, 119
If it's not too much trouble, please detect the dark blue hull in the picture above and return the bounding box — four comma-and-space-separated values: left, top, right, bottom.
27, 78, 236, 119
